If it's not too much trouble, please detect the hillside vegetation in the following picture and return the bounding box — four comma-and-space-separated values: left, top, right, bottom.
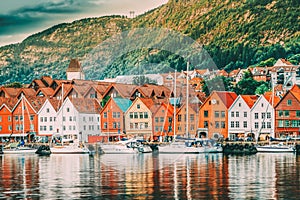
0, 0, 299, 85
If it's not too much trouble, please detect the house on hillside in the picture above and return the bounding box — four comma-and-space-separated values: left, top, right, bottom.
198, 91, 237, 139
66, 59, 85, 80
228, 95, 258, 140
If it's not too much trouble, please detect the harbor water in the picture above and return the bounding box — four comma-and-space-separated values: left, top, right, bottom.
0, 153, 299, 199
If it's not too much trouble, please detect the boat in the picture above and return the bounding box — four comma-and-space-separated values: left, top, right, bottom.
159, 138, 223, 154
50, 140, 90, 154
35, 145, 51, 156
256, 143, 295, 153
158, 63, 223, 154
100, 138, 152, 154
2, 142, 36, 154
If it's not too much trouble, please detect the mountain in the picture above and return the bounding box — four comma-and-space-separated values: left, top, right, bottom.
0, 0, 299, 85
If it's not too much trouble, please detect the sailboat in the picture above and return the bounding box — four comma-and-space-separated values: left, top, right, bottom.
3, 95, 36, 154
49, 83, 90, 154
158, 63, 222, 154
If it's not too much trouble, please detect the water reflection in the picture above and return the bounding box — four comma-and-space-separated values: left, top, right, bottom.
0, 153, 299, 199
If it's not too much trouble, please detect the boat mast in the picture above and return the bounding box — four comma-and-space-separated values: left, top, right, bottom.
173, 69, 177, 139
21, 94, 25, 141
186, 61, 189, 138
61, 83, 64, 144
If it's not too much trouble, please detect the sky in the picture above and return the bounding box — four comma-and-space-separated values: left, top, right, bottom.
0, 0, 169, 47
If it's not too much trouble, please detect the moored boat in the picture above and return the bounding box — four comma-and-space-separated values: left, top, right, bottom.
256, 143, 295, 153
3, 142, 36, 154
36, 145, 51, 156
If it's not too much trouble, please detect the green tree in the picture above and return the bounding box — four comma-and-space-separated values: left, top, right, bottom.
4, 82, 23, 88
255, 82, 270, 95
201, 76, 233, 96
132, 75, 157, 85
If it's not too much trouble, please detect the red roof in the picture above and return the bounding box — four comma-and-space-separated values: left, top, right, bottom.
216, 91, 238, 108
264, 91, 280, 106
241, 95, 258, 108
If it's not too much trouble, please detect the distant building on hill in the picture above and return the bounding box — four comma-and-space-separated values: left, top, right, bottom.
66, 59, 85, 80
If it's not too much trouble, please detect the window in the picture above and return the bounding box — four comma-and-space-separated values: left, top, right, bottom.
113, 122, 117, 129
287, 99, 292, 106
190, 114, 194, 122
140, 112, 144, 119
69, 116, 72, 121
0, 117, 2, 122
215, 111, 220, 118
135, 123, 138, 129
297, 111, 300, 118
178, 115, 181, 122
231, 112, 234, 117
204, 110, 208, 118
262, 122, 266, 129
255, 122, 259, 129
160, 117, 164, 122
285, 120, 290, 127
8, 126, 12, 131
30, 124, 34, 130
137, 104, 140, 109
63, 117, 65, 122
46, 108, 50, 113
8, 116, 11, 122
204, 121, 208, 128
50, 126, 53, 131
155, 126, 159, 131
278, 110, 283, 117
134, 112, 138, 118
129, 112, 133, 119
63, 126, 66, 131
215, 121, 220, 128
40, 117, 43, 122
243, 121, 247, 128
231, 121, 234, 128
168, 117, 172, 123
278, 120, 284, 127
113, 112, 117, 118
221, 121, 225, 128
103, 112, 107, 118
104, 123, 107, 129
221, 111, 225, 118
267, 122, 271, 128
235, 121, 239, 128
236, 112, 239, 117
20, 116, 23, 121
69, 126, 72, 130
145, 123, 148, 128
155, 117, 159, 123
130, 123, 133, 129
15, 116, 18, 121
254, 113, 258, 119
144, 112, 149, 119
117, 122, 120, 129
84, 125, 86, 130
67, 108, 70, 112
261, 103, 264, 107
238, 103, 241, 107
0, 126, 2, 131
244, 112, 247, 117
267, 112, 271, 119
261, 113, 265, 119
284, 110, 289, 117
54, 117, 56, 122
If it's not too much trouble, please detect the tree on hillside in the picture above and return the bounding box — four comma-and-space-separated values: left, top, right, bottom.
201, 76, 233, 96
233, 71, 267, 95
4, 82, 23, 88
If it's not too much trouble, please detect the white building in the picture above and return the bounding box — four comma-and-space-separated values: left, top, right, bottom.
37, 98, 60, 138
228, 95, 258, 140
66, 59, 85, 80
56, 97, 101, 142
250, 92, 278, 139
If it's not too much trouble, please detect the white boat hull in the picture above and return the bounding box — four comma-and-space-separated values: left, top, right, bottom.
159, 145, 222, 154
3, 148, 36, 154
256, 145, 295, 153
50, 146, 90, 154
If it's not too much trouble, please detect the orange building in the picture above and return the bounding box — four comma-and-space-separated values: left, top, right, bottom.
100, 97, 132, 141
198, 91, 237, 139
176, 103, 199, 137
11, 96, 46, 141
152, 102, 174, 138
0, 98, 18, 141
275, 85, 300, 138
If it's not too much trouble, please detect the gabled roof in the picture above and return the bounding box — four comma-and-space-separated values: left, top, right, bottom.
17, 88, 37, 98
24, 96, 47, 113
130, 84, 171, 99
66, 59, 83, 72
69, 98, 101, 114
0, 87, 21, 98
240, 95, 259, 108
103, 83, 137, 99
52, 82, 73, 99
263, 91, 281, 106
0, 97, 18, 111
216, 91, 238, 108
216, 69, 229, 77
113, 98, 132, 113
36, 88, 54, 97
229, 68, 240, 77
274, 58, 294, 66
41, 76, 54, 87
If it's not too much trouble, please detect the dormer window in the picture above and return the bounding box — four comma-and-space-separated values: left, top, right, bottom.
137, 104, 140, 109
